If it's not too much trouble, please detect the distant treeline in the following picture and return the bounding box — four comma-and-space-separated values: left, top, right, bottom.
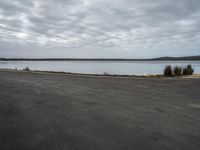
153, 55, 200, 61
0, 55, 200, 61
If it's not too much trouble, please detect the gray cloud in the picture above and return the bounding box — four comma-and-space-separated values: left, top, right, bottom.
0, 0, 200, 58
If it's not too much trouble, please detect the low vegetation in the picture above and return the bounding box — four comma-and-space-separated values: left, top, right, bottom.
164, 65, 194, 77
183, 65, 194, 75
103, 72, 110, 76
164, 65, 173, 77
173, 66, 182, 76
23, 67, 30, 71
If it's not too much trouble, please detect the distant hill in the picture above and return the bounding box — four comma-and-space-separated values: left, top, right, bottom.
0, 55, 200, 61
152, 55, 200, 61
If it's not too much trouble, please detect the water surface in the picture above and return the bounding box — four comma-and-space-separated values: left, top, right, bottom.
0, 61, 200, 75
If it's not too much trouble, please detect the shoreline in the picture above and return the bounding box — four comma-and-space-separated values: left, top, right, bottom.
0, 68, 200, 79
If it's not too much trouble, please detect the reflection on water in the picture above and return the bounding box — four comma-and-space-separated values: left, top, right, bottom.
0, 61, 200, 75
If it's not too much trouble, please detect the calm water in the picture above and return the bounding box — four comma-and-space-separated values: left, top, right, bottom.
0, 61, 200, 75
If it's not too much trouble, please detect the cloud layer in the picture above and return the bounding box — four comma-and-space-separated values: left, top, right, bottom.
0, 0, 200, 58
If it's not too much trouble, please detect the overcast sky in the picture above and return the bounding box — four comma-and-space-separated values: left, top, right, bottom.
0, 0, 200, 58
